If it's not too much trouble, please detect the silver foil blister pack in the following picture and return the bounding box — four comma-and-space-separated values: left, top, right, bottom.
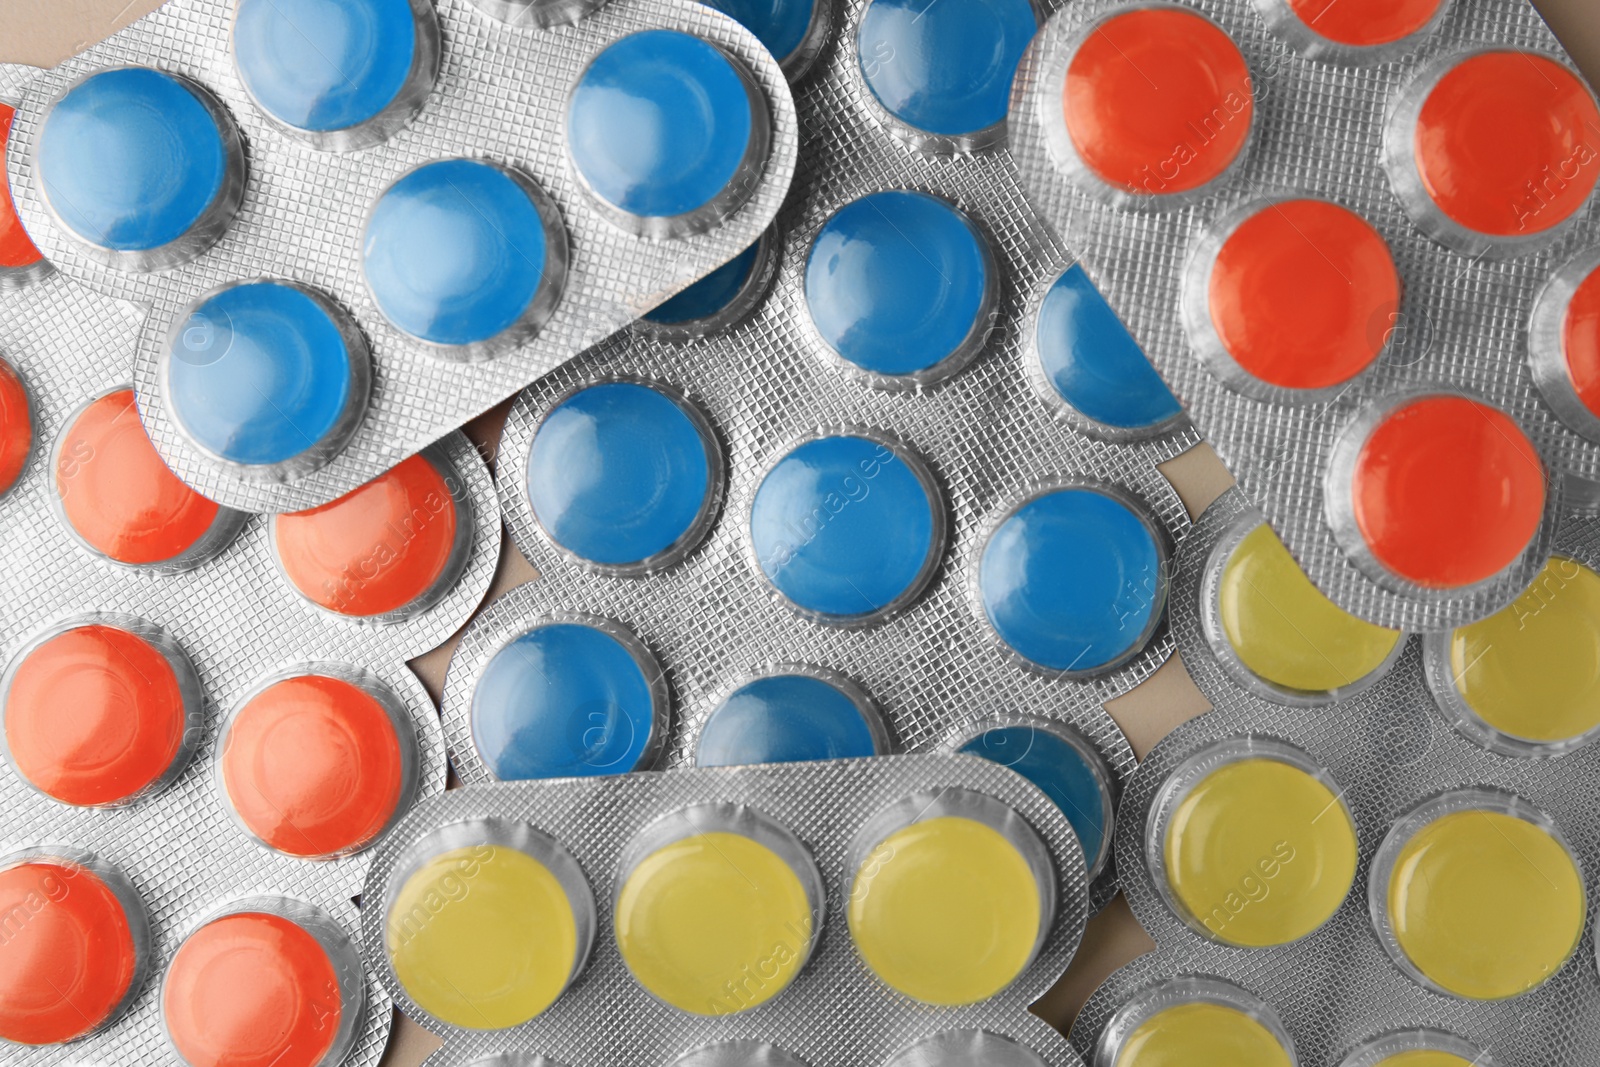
1069, 490, 1600, 1067
3, 0, 798, 513
360, 754, 1091, 1067
1009, 0, 1600, 631
0, 259, 503, 1061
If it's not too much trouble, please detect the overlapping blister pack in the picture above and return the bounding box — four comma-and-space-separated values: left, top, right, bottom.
3, 0, 798, 513
1070, 488, 1600, 1067
1010, 0, 1600, 631
361, 754, 1092, 1067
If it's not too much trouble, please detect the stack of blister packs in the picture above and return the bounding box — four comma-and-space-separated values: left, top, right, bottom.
1, 0, 1599, 1064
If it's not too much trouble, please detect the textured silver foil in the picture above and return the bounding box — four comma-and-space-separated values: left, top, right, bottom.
3, 0, 798, 513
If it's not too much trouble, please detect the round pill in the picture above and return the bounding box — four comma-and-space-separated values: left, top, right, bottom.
364, 159, 562, 347
643, 238, 764, 328
696, 671, 885, 766
849, 811, 1046, 1004
1214, 520, 1402, 697
615, 823, 816, 1014
55, 388, 226, 566
1160, 752, 1358, 946
37, 67, 238, 258
233, 0, 429, 139
956, 723, 1112, 878
526, 381, 718, 571
470, 621, 663, 780
0, 104, 45, 275
1340, 395, 1545, 589
749, 433, 942, 623
1371, 1054, 1473, 1067
855, 0, 1038, 140
567, 30, 762, 231
0, 857, 140, 1045
387, 842, 583, 1027
978, 485, 1164, 674
166, 281, 364, 470
0, 357, 31, 496
705, 0, 821, 72
3, 622, 193, 807
805, 190, 994, 381
1202, 199, 1399, 391
1035, 265, 1180, 432
1280, 0, 1444, 47
163, 910, 344, 1067
272, 452, 460, 618
1557, 259, 1600, 419
1381, 802, 1584, 998
1061, 8, 1252, 197
221, 673, 408, 858
1406, 51, 1599, 239
1111, 999, 1295, 1067
1439, 555, 1600, 749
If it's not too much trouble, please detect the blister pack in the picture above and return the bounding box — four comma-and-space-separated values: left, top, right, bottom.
1009, 0, 1600, 631
360, 754, 1091, 1067
1069, 490, 1600, 1067
0, 190, 502, 1059
2, 0, 797, 514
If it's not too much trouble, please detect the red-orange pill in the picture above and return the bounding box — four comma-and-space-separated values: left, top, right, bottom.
0, 358, 30, 495
272, 453, 458, 617
1562, 261, 1600, 418
0, 103, 44, 272
1348, 395, 1545, 588
163, 911, 343, 1067
221, 674, 406, 858
1207, 199, 1400, 390
56, 389, 223, 566
1283, 0, 1442, 47
1413, 51, 1600, 238
0, 858, 139, 1044
1062, 7, 1252, 196
4, 623, 191, 806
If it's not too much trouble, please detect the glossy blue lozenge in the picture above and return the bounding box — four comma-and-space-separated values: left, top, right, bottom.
856, 0, 1038, 137
703, 0, 818, 67
1036, 265, 1181, 431
567, 30, 756, 221
957, 724, 1110, 871
233, 0, 419, 134
643, 239, 763, 327
750, 434, 940, 621
363, 159, 553, 346
471, 622, 661, 780
167, 282, 356, 467
805, 191, 992, 378
696, 673, 883, 766
979, 486, 1163, 673
37, 67, 229, 252
527, 382, 717, 569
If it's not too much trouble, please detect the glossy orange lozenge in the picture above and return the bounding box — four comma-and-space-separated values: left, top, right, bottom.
1208, 199, 1400, 390
0, 103, 44, 271
1349, 396, 1545, 589
4, 623, 188, 806
1562, 262, 1600, 418
1413, 51, 1600, 238
1284, 0, 1443, 46
163, 911, 342, 1067
56, 389, 222, 566
0, 358, 30, 495
0, 859, 139, 1045
1063, 7, 1253, 196
222, 674, 406, 858
272, 453, 458, 617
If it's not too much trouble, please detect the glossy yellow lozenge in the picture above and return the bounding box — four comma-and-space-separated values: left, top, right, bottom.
1374, 1053, 1474, 1067
1388, 810, 1585, 999
848, 815, 1042, 1005
615, 831, 813, 1016
1219, 523, 1402, 693
1163, 757, 1358, 947
386, 845, 579, 1028
1447, 555, 1600, 744
1115, 1001, 1294, 1067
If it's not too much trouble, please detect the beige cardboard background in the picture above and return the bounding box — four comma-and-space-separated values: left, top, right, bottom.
1, 1, 1595, 1059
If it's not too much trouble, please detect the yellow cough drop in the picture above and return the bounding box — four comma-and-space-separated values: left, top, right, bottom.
1115, 1001, 1295, 1067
